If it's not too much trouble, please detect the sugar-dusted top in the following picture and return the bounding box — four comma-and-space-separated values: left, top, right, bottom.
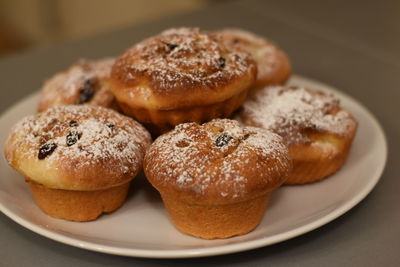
111, 27, 256, 95
241, 86, 357, 144
38, 58, 116, 112
144, 119, 291, 203
5, 105, 151, 190
211, 28, 291, 87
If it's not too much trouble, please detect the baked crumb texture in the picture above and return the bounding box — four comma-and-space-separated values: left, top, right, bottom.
210, 28, 291, 91
144, 119, 291, 239
38, 58, 119, 112
241, 85, 358, 184
110, 27, 257, 133
5, 105, 151, 221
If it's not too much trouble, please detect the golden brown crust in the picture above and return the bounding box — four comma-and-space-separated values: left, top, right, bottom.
144, 119, 291, 204
110, 27, 257, 111
38, 58, 119, 112
119, 88, 248, 134
284, 130, 356, 184
4, 105, 151, 190
28, 179, 130, 221
241, 85, 358, 184
161, 192, 271, 239
210, 28, 291, 89
144, 119, 290, 239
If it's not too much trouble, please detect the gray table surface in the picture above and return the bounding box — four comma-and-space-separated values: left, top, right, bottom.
1, 0, 399, 266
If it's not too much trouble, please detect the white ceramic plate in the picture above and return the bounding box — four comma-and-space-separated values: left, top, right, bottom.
0, 75, 387, 258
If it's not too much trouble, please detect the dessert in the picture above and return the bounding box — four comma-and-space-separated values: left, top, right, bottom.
2, 25, 361, 238
37, 58, 119, 112
110, 27, 257, 134
211, 28, 291, 91
241, 85, 357, 184
4, 105, 151, 221
144, 119, 291, 239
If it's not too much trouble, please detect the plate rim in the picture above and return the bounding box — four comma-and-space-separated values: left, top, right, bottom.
0, 75, 388, 258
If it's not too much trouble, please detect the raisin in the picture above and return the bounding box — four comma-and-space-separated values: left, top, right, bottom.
38, 143, 57, 159
69, 120, 79, 127
166, 43, 179, 50
66, 131, 81, 147
78, 79, 95, 104
215, 133, 233, 147
218, 57, 226, 68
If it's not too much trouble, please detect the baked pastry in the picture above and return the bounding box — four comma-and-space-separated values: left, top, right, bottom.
4, 105, 151, 221
241, 85, 357, 184
37, 58, 119, 112
144, 119, 291, 239
211, 28, 291, 91
110, 27, 257, 134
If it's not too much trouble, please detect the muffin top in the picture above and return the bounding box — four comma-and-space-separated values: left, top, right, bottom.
5, 105, 151, 190
111, 27, 257, 109
38, 58, 117, 112
144, 119, 291, 204
211, 28, 291, 88
241, 86, 357, 145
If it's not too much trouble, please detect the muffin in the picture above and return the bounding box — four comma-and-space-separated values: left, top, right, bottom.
211, 28, 291, 92
110, 27, 257, 134
241, 85, 357, 184
144, 119, 291, 239
4, 105, 151, 221
37, 58, 119, 112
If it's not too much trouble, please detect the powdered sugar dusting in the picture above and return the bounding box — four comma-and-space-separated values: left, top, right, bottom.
11, 105, 151, 174
38, 58, 115, 111
242, 86, 357, 144
211, 28, 281, 82
114, 27, 254, 92
145, 119, 290, 199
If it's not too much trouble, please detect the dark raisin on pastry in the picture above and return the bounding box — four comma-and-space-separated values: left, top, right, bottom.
69, 120, 79, 127
218, 57, 226, 68
66, 131, 81, 147
215, 133, 233, 147
78, 79, 96, 104
38, 143, 57, 159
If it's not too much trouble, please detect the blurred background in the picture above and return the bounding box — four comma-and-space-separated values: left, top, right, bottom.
0, 0, 214, 57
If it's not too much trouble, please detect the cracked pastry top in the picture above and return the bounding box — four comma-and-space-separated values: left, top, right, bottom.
241, 86, 357, 145
37, 58, 119, 112
144, 119, 291, 203
240, 85, 358, 184
4, 105, 151, 190
109, 27, 257, 132
210, 28, 291, 90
